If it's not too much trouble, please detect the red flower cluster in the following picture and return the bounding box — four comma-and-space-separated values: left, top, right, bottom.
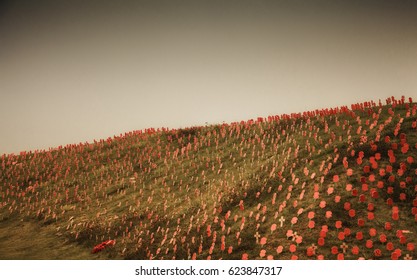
92, 240, 116, 254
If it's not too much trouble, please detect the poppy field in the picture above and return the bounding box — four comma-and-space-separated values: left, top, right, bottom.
0, 96, 416, 260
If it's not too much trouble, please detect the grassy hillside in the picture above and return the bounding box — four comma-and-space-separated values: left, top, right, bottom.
1, 96, 416, 260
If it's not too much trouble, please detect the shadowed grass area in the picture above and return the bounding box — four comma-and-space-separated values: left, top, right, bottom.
0, 218, 109, 259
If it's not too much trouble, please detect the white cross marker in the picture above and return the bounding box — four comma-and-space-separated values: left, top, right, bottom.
279, 216, 285, 227
254, 232, 261, 243
340, 242, 348, 254
292, 232, 298, 241
404, 254, 412, 260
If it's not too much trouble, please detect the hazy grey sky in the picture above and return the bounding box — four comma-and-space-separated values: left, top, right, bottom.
1, 0, 417, 154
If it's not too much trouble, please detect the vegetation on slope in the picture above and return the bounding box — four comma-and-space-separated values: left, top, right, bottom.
1, 96, 416, 260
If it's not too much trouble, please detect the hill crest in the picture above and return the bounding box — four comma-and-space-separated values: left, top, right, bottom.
1, 96, 416, 260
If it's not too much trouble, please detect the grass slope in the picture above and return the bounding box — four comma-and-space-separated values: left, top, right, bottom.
1, 96, 416, 260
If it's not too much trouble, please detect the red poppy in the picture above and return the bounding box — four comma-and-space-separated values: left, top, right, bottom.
289, 244, 297, 253
335, 221, 342, 229
369, 174, 375, 182
351, 246, 359, 255
358, 218, 365, 227
291, 217, 298, 225
362, 184, 369, 192
338, 232, 345, 241
333, 175, 339, 183
379, 168, 386, 176
374, 249, 382, 257
385, 222, 392, 231
359, 194, 366, 202
239, 200, 244, 211
317, 254, 324, 260
308, 211, 315, 219
260, 249, 266, 258
367, 212, 375, 220
325, 211, 332, 219
377, 181, 384, 189
367, 203, 375, 211
369, 228, 377, 237
356, 231, 363, 240
337, 253, 344, 260
400, 236, 407, 244
386, 198, 393, 206
344, 227, 351, 236
366, 240, 373, 249
344, 202, 351, 211
291, 255, 298, 260
308, 220, 315, 229
392, 212, 399, 220
386, 242, 394, 251
319, 231, 327, 239
389, 175, 395, 182
306, 247, 315, 257
347, 169, 353, 176
396, 230, 404, 238
394, 248, 402, 257
391, 252, 399, 260
348, 209, 356, 218
331, 246, 338, 255
318, 237, 325, 246
407, 243, 415, 251
379, 234, 387, 243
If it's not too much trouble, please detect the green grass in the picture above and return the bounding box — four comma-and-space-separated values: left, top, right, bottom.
1, 97, 416, 260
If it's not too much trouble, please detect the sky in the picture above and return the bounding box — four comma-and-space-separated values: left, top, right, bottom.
1, 0, 417, 154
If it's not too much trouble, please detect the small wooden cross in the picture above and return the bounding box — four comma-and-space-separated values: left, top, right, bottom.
404, 254, 412, 260
279, 216, 285, 227
311, 243, 318, 251
292, 232, 298, 241
254, 232, 261, 243
340, 242, 348, 254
